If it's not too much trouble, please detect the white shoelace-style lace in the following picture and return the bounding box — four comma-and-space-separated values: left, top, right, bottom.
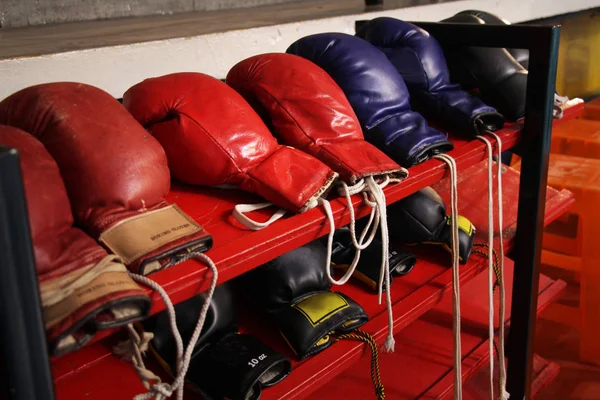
490, 133, 509, 400
433, 153, 462, 400
334, 176, 397, 351
114, 252, 219, 400
232, 198, 337, 283
476, 136, 496, 400
553, 93, 584, 119
477, 131, 509, 400
232, 203, 288, 230
231, 176, 399, 352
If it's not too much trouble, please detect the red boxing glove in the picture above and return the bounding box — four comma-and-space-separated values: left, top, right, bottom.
0, 126, 150, 356
123, 72, 338, 229
0, 83, 212, 275
227, 53, 409, 351
227, 53, 406, 185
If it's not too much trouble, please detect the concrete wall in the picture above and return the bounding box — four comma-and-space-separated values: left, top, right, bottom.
0, 0, 301, 28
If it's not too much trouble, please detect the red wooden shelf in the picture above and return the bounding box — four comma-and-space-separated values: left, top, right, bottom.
50, 155, 574, 400
71, 124, 524, 349
140, 103, 581, 318
47, 103, 583, 399
141, 124, 521, 316
431, 159, 575, 250
462, 354, 559, 399
309, 258, 566, 400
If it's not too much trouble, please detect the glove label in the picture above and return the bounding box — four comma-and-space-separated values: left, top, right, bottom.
248, 353, 267, 368
292, 292, 349, 327
42, 270, 143, 329
99, 204, 203, 265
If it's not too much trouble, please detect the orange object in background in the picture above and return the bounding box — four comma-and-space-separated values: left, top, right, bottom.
540, 154, 600, 366
551, 118, 600, 159
582, 97, 600, 120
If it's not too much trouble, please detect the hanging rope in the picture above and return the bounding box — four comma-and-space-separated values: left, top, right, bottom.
433, 153, 462, 400
114, 252, 219, 400
336, 329, 385, 400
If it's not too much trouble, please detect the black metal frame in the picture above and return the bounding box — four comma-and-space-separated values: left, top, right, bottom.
355, 20, 560, 399
0, 147, 55, 400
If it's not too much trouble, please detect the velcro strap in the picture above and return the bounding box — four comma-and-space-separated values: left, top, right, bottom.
99, 204, 202, 265
456, 215, 474, 236
292, 292, 350, 327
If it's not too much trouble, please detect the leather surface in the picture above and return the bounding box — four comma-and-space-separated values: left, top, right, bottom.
286, 32, 453, 167
357, 17, 504, 135
246, 240, 332, 314
386, 187, 475, 263
386, 187, 449, 243
124, 72, 337, 213
276, 291, 368, 359
456, 10, 530, 69
146, 283, 237, 368
147, 283, 291, 400
0, 82, 210, 274
328, 226, 417, 291
439, 13, 528, 121
0, 126, 149, 355
244, 240, 368, 358
226, 52, 404, 184
190, 333, 291, 400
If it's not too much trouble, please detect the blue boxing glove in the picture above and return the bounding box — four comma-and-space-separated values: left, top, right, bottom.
356, 17, 505, 136
287, 32, 452, 168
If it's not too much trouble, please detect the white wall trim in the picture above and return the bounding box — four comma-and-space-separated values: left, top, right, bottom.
0, 0, 598, 99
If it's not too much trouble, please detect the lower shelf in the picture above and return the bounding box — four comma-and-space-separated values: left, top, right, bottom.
50, 158, 575, 400
52, 247, 491, 399
308, 258, 566, 400
431, 160, 575, 250
461, 354, 560, 400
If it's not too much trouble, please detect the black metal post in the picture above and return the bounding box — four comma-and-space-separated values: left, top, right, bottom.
507, 26, 560, 399
0, 147, 55, 400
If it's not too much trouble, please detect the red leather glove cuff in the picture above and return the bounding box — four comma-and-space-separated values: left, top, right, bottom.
315, 139, 407, 184
245, 146, 338, 213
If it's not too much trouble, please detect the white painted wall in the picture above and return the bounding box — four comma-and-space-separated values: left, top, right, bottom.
1, 0, 599, 100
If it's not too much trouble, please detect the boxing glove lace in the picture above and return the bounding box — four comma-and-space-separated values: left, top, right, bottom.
143, 283, 291, 400
227, 52, 407, 349
328, 226, 417, 292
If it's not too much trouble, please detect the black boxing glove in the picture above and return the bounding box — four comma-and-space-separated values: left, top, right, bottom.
438, 12, 528, 121
455, 10, 530, 68
243, 240, 369, 359
385, 187, 476, 264
450, 10, 583, 119
326, 226, 417, 292
145, 283, 291, 400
